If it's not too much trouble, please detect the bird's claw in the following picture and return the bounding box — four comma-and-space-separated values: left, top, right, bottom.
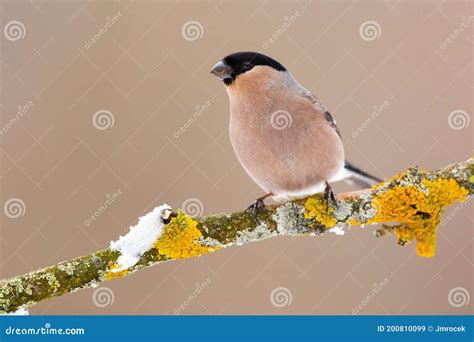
245, 198, 266, 222
323, 181, 337, 212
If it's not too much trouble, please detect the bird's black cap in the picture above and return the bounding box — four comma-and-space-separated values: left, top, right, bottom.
212, 51, 286, 85
223, 51, 286, 72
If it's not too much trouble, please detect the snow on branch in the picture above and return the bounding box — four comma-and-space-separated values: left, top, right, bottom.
0, 158, 472, 314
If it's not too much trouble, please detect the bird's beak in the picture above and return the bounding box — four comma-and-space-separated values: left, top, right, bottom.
210, 60, 232, 81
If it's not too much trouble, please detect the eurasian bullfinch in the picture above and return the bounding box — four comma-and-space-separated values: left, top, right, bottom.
211, 51, 382, 214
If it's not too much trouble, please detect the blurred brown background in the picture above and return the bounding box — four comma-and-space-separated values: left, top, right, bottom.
0, 0, 472, 315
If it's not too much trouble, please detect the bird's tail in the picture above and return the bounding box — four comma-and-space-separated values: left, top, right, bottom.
343, 160, 383, 187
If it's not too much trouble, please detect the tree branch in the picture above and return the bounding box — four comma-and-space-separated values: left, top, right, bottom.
1, 159, 472, 314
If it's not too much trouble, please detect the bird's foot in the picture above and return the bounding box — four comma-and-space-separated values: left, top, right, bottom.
245, 193, 272, 222
245, 198, 265, 221
322, 181, 337, 211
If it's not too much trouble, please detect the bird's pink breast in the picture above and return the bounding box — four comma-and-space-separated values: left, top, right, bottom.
228, 89, 345, 200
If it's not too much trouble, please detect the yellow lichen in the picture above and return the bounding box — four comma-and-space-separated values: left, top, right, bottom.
304, 196, 336, 228
365, 178, 468, 257
347, 218, 361, 226
154, 211, 216, 259
103, 264, 129, 280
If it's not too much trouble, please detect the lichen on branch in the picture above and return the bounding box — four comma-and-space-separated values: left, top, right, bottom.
0, 158, 472, 314
366, 177, 468, 256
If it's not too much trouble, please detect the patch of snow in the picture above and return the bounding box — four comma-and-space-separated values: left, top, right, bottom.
3, 307, 29, 315
110, 204, 171, 271
329, 225, 345, 236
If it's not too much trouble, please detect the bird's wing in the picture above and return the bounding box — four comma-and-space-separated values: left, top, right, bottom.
299, 89, 383, 186
299, 91, 341, 138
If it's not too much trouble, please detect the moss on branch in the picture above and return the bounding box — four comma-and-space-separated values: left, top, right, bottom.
0, 158, 472, 314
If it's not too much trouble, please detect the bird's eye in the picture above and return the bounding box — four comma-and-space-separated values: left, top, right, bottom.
242, 62, 253, 71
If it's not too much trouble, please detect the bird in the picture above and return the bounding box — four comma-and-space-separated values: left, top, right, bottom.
210, 51, 382, 216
